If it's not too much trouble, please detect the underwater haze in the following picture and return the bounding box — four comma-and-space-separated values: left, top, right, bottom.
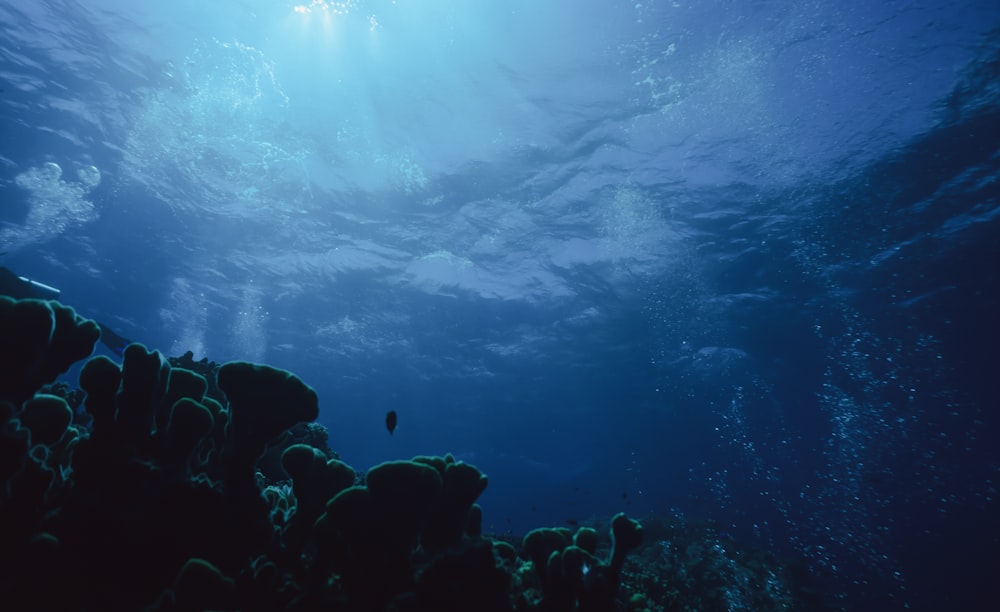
2, 0, 998, 608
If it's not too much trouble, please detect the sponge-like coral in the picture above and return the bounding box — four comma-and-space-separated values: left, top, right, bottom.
421, 459, 489, 553
367, 459, 444, 546
312, 485, 381, 603
156, 367, 208, 434
280, 444, 356, 557
573, 526, 599, 556
116, 343, 170, 443
521, 517, 644, 612
282, 444, 355, 506
162, 398, 215, 474
216, 361, 319, 468
466, 503, 483, 537
523, 527, 572, 576
18, 394, 73, 447
0, 297, 99, 404
610, 513, 644, 575
43, 300, 101, 385
308, 458, 491, 610
77, 355, 122, 436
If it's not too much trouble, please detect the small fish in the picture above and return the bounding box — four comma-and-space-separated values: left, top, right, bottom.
385, 410, 397, 435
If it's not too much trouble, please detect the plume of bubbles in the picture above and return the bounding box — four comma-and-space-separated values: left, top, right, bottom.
1, 161, 101, 251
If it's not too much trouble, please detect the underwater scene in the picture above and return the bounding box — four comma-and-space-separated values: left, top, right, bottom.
1, 1, 998, 610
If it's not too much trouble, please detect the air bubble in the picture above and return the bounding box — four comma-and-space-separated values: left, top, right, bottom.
77, 165, 101, 188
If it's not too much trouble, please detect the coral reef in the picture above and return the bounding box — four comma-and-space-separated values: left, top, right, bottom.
619, 515, 828, 611
1, 298, 657, 611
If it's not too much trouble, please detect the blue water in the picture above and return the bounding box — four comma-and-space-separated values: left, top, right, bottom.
2, 0, 998, 609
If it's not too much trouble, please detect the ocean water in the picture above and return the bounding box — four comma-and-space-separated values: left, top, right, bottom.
1, 0, 998, 609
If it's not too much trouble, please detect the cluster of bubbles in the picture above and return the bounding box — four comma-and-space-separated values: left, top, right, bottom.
231, 282, 270, 363
1, 161, 101, 252
123, 39, 307, 218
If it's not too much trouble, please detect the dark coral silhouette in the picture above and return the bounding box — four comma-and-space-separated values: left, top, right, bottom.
1, 298, 657, 611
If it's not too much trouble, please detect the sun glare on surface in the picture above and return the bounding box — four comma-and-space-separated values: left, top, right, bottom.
285, 0, 363, 46
292, 0, 355, 16
285, 0, 385, 50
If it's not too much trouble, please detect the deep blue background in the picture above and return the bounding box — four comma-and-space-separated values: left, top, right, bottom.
2, 1, 998, 609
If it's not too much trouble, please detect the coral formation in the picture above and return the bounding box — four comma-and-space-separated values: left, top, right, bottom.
0, 296, 100, 405
0, 298, 650, 611
619, 515, 825, 611
0, 298, 813, 611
